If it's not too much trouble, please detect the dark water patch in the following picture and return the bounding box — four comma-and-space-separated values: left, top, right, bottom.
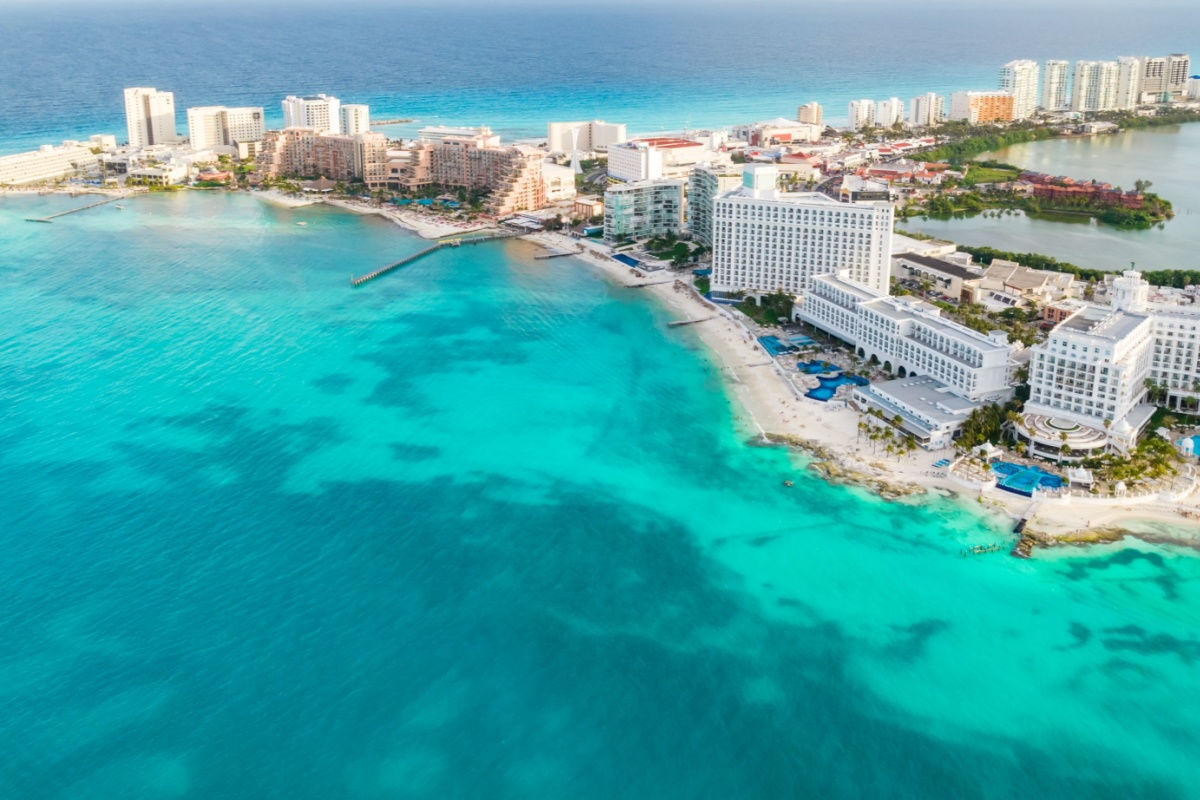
1059, 622, 1093, 650
1099, 657, 1156, 681
312, 372, 354, 394
883, 619, 952, 662
388, 443, 442, 462
1060, 548, 1181, 601
1100, 625, 1200, 663
0, 406, 1180, 798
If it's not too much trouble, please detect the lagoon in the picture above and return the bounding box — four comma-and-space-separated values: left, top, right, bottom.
903, 124, 1200, 271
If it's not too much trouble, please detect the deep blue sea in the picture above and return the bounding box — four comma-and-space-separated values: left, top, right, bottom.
1, 1, 1199, 152
4, 4, 1200, 797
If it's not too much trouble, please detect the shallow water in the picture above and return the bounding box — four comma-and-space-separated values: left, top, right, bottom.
2, 193, 1199, 798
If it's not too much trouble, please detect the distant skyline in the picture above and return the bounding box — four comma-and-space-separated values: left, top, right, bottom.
1, 2, 1196, 151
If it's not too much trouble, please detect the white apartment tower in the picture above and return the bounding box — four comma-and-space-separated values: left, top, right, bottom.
688, 163, 744, 247
908, 93, 944, 127
186, 106, 265, 149
1114, 57, 1143, 111
186, 106, 225, 150
282, 94, 341, 133
223, 107, 266, 144
1166, 54, 1191, 98
1141, 57, 1167, 100
602, 179, 685, 241
999, 59, 1040, 119
875, 98, 904, 128
124, 87, 179, 148
546, 121, 628, 155
710, 165, 893, 297
1042, 60, 1070, 111
1071, 61, 1119, 112
797, 102, 823, 126
848, 99, 875, 131
339, 104, 370, 136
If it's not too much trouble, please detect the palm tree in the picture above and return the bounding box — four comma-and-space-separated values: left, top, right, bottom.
1058, 431, 1070, 465
1005, 409, 1021, 442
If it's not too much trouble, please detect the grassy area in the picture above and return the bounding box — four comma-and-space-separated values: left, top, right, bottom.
735, 291, 795, 326
962, 164, 1019, 185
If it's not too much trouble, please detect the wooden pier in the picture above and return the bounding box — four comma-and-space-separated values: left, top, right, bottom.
350, 230, 520, 287
26, 194, 128, 223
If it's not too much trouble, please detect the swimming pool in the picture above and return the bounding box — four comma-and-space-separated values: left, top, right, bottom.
804, 372, 868, 402
759, 336, 798, 357
612, 253, 640, 268
797, 360, 838, 375
991, 460, 1063, 496
1176, 434, 1200, 456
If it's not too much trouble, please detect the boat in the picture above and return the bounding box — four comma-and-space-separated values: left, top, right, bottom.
296, 221, 307, 227
783, 480, 794, 487
114, 204, 125, 210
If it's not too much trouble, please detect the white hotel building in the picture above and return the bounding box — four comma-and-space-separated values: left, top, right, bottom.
797, 274, 1018, 402
282, 94, 341, 133
0, 141, 102, 186
1022, 271, 1200, 457
124, 87, 179, 147
339, 104, 370, 136
710, 165, 893, 297
186, 106, 266, 150
795, 272, 1021, 448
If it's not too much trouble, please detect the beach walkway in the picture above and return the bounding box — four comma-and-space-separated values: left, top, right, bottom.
350, 230, 520, 287
25, 194, 129, 223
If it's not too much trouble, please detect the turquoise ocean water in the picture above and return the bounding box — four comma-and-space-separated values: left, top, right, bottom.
2, 192, 1199, 797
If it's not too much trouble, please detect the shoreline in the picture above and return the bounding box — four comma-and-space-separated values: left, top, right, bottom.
256, 191, 499, 239
6, 188, 1196, 553
528, 230, 1200, 555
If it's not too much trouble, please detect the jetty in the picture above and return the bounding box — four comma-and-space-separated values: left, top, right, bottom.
960, 543, 1006, 557
1010, 500, 1042, 558
626, 278, 677, 289
350, 230, 520, 287
667, 315, 715, 327
25, 194, 127, 223
534, 247, 583, 260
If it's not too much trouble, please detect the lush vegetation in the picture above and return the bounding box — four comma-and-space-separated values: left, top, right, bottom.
955, 403, 1023, 450
645, 232, 705, 267
960, 161, 1021, 186
1080, 436, 1181, 484
858, 414, 919, 458
736, 291, 796, 325
918, 123, 1058, 164
1095, 108, 1200, 129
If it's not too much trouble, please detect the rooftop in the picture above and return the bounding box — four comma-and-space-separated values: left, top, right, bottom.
861, 295, 1012, 357
895, 251, 982, 281
1058, 307, 1151, 341
626, 137, 703, 150
857, 375, 981, 433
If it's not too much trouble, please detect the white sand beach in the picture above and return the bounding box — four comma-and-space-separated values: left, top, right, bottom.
322, 197, 496, 239
527, 230, 1200, 550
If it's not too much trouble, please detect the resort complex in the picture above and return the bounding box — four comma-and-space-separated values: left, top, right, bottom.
3, 54, 1200, 531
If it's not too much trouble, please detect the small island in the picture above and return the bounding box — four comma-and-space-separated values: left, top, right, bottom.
906, 162, 1173, 228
